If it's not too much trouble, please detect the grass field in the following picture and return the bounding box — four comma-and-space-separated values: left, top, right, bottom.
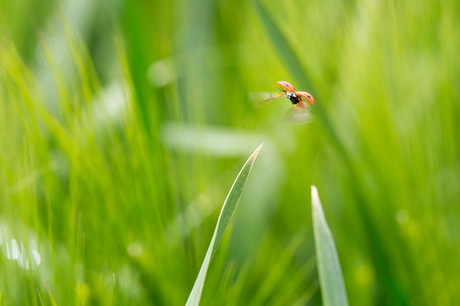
1, 0, 459, 305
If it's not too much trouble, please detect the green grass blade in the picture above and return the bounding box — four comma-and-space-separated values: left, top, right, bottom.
186, 144, 263, 306
311, 185, 348, 306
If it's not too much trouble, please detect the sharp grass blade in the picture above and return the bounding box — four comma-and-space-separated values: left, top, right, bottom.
311, 185, 348, 306
186, 144, 263, 306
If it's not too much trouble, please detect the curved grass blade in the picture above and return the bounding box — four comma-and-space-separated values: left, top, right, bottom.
186, 144, 263, 306
311, 185, 349, 306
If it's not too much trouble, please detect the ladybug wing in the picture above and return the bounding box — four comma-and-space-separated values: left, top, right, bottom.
252, 92, 285, 108
283, 103, 314, 125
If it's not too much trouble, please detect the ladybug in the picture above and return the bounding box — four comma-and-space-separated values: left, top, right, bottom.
275, 81, 315, 110
256, 81, 315, 124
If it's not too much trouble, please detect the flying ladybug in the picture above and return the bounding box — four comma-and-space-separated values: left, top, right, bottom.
256, 81, 315, 124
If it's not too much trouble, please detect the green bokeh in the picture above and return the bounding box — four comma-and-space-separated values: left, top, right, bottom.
0, 0, 459, 305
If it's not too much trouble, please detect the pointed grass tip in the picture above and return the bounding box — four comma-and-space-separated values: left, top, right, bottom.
311, 185, 320, 206
251, 143, 264, 158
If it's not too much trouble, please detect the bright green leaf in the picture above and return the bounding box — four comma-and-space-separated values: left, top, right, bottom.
186, 144, 263, 306
311, 185, 349, 306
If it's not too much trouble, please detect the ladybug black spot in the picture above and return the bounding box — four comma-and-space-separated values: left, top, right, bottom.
308, 95, 311, 98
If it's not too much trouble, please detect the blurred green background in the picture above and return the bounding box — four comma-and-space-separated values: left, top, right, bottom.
1, 0, 459, 305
